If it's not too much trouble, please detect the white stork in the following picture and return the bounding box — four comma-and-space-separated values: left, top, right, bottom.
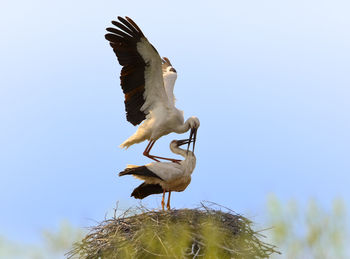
119, 138, 196, 210
105, 17, 200, 162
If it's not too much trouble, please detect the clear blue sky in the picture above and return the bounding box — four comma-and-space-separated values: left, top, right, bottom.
1, 0, 349, 243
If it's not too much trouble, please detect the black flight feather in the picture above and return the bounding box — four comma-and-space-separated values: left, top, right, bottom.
105, 16, 148, 125
119, 166, 164, 181
131, 182, 164, 199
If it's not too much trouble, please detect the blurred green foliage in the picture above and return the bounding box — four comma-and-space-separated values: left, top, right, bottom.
267, 195, 349, 259
0, 221, 85, 259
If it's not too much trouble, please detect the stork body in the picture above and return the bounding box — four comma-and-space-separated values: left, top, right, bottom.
105, 17, 199, 162
119, 139, 196, 210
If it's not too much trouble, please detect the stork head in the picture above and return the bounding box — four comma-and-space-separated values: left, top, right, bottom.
162, 57, 177, 74
170, 138, 194, 151
168, 67, 177, 73
187, 117, 200, 153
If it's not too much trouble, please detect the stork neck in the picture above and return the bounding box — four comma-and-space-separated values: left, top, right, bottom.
175, 119, 191, 134
164, 73, 177, 105
170, 145, 190, 159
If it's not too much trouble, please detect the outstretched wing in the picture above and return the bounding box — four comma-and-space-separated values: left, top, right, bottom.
105, 16, 169, 126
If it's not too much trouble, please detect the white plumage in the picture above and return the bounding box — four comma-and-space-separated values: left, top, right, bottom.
105, 17, 200, 162
119, 139, 196, 210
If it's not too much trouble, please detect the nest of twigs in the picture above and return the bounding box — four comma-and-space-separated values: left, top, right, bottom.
67, 202, 280, 258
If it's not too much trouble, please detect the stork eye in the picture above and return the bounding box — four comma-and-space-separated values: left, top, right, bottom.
170, 67, 177, 73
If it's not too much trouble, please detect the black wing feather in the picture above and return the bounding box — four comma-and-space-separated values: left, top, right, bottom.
119, 166, 164, 181
131, 182, 163, 199
111, 21, 137, 38
105, 16, 147, 125
124, 17, 145, 37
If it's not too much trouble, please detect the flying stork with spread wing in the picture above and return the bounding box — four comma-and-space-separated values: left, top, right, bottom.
105, 16, 200, 162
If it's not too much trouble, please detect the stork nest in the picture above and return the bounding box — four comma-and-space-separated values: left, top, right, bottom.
67, 202, 280, 258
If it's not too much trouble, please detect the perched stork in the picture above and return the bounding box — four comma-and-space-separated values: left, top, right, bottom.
119, 138, 196, 210
105, 17, 200, 162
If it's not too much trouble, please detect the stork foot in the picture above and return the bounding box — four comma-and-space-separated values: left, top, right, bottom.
171, 159, 181, 164
145, 154, 182, 163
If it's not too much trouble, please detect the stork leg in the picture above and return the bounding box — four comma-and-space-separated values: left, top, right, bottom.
161, 190, 166, 211
143, 140, 160, 162
143, 140, 182, 163
166, 191, 171, 210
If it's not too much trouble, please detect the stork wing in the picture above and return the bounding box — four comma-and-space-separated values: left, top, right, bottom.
105, 16, 169, 126
147, 162, 183, 182
131, 182, 163, 199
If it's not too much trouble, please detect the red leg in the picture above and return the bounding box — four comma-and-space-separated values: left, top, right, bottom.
143, 140, 160, 162
144, 140, 152, 153
161, 190, 165, 211
166, 191, 171, 210
150, 155, 182, 164
143, 140, 182, 163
